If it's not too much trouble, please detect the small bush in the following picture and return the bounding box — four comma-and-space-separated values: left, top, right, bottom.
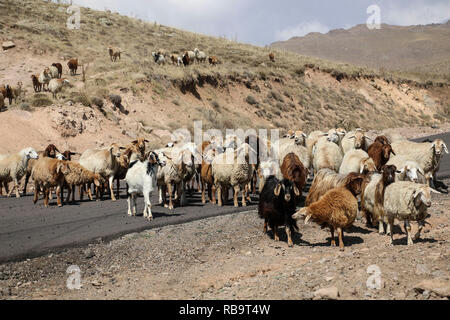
91, 97, 104, 108
32, 95, 53, 107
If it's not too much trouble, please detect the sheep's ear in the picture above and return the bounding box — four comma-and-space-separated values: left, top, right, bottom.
365, 136, 373, 141
131, 140, 138, 145
429, 188, 442, 194
391, 149, 396, 156
144, 139, 149, 143
443, 143, 449, 154
274, 184, 282, 196
349, 136, 355, 139
119, 146, 127, 150
293, 185, 300, 196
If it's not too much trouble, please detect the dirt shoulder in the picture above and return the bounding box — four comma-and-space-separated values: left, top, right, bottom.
0, 180, 448, 300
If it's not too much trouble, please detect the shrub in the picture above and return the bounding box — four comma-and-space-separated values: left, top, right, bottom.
245, 95, 258, 106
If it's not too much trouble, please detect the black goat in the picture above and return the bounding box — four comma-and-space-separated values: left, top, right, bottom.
258, 176, 300, 247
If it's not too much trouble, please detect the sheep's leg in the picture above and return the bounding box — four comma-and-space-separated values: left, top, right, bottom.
337, 227, 345, 251
65, 185, 72, 205
48, 187, 53, 200
79, 184, 84, 201
201, 180, 206, 204
211, 185, 216, 204
286, 225, 293, 247
23, 172, 31, 195
116, 179, 120, 199
167, 183, 174, 210
44, 188, 49, 207
132, 194, 137, 216
144, 193, 153, 221
242, 185, 248, 207
378, 220, 385, 235
33, 183, 39, 204
13, 177, 20, 198
159, 186, 164, 205
405, 221, 413, 246
246, 183, 251, 202
263, 220, 268, 233
56, 185, 62, 207
127, 195, 132, 216
109, 176, 116, 201
217, 186, 222, 207
179, 182, 186, 206
273, 226, 280, 241
330, 226, 336, 246
196, 173, 202, 193
233, 185, 240, 207
388, 218, 395, 245
413, 220, 425, 241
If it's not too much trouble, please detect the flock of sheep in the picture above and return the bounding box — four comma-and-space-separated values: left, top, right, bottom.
0, 127, 447, 251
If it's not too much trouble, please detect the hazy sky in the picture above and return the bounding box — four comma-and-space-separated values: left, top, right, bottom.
70, 0, 450, 45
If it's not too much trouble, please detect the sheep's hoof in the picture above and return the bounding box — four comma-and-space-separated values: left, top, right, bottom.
164, 204, 169, 208
147, 216, 153, 221
340, 247, 345, 252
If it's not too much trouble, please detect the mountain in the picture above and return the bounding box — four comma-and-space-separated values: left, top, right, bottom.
271, 23, 450, 74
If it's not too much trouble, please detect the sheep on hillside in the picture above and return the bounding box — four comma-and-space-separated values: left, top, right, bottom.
38, 67, 52, 91
312, 139, 343, 173
48, 79, 70, 99
341, 129, 371, 154
32, 158, 70, 207
194, 48, 207, 63
52, 63, 63, 78
339, 149, 377, 175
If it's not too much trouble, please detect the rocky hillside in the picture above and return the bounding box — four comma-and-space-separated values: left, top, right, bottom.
271, 22, 450, 81
0, 0, 448, 154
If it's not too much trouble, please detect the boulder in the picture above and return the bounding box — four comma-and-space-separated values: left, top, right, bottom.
2, 41, 15, 50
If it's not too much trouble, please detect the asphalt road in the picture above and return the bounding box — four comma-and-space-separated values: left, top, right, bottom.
0, 132, 448, 264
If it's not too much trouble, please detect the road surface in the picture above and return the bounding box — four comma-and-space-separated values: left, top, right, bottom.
0, 132, 448, 263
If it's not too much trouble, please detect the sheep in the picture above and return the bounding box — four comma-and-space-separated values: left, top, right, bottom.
9, 82, 23, 103
360, 165, 398, 233
312, 139, 343, 174
257, 159, 282, 191
49, 65, 59, 79
31, 74, 42, 92
182, 52, 190, 66
200, 146, 217, 204
0, 84, 13, 105
108, 46, 121, 62
212, 143, 255, 207
391, 139, 448, 187
269, 53, 275, 62
194, 48, 207, 63
126, 151, 162, 220
339, 149, 377, 175
293, 173, 365, 251
79, 143, 125, 201
278, 139, 311, 171
305, 130, 328, 160
0, 147, 39, 198
186, 50, 196, 63
67, 58, 78, 76
305, 170, 364, 206
113, 144, 144, 200
152, 52, 166, 65
48, 78, 70, 99
280, 153, 307, 202
156, 147, 193, 210
258, 176, 299, 247
38, 67, 52, 91
341, 129, 371, 154
63, 161, 103, 204
384, 182, 440, 245
368, 136, 396, 171
32, 158, 70, 207
170, 54, 183, 66
208, 56, 220, 66
51, 63, 63, 78
387, 156, 429, 184
22, 144, 64, 195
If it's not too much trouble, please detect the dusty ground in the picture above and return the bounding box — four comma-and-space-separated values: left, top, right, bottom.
0, 178, 448, 300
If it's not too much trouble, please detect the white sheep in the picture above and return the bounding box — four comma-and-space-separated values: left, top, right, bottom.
384, 182, 440, 245
0, 147, 39, 198
126, 152, 163, 220
38, 67, 52, 91
194, 48, 207, 63
152, 52, 166, 65
387, 155, 428, 184
339, 149, 377, 175
391, 139, 448, 187
212, 143, 255, 207
48, 78, 70, 99
79, 143, 125, 201
312, 139, 343, 173
278, 139, 311, 171
341, 129, 371, 154
49, 65, 59, 79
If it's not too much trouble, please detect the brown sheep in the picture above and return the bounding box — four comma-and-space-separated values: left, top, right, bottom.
293, 173, 365, 251
63, 161, 103, 204
306, 169, 366, 206
0, 93, 4, 112
108, 47, 121, 62
51, 63, 63, 78
208, 56, 220, 66
67, 58, 78, 76
182, 52, 190, 66
31, 74, 42, 92
200, 143, 217, 204
32, 158, 71, 207
0, 84, 13, 105
269, 53, 275, 62
280, 153, 307, 202
368, 136, 396, 171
